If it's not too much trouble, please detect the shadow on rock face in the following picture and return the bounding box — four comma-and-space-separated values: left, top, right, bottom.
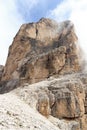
0, 79, 20, 94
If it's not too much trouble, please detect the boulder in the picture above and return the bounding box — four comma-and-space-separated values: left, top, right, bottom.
15, 72, 87, 130
49, 81, 85, 119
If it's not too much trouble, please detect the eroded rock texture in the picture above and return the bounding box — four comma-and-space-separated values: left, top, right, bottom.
2, 18, 81, 83
0, 18, 86, 130
15, 72, 87, 130
0, 65, 4, 81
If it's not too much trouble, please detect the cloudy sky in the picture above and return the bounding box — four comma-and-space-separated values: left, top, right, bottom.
0, 0, 87, 65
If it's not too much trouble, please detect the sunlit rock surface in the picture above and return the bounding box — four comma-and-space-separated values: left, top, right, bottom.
0, 18, 86, 130
2, 18, 80, 84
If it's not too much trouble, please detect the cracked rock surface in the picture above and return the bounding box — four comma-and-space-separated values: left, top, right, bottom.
0, 18, 86, 130
0, 72, 87, 129
2, 18, 80, 84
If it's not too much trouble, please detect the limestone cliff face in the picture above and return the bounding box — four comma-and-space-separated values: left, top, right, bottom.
17, 72, 87, 130
2, 18, 80, 83
0, 65, 4, 81
0, 18, 87, 130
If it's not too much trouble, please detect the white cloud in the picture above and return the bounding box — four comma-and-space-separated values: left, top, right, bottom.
17, 0, 39, 9
15, 0, 39, 20
0, 0, 39, 65
0, 0, 24, 65
48, 0, 87, 59
1, 0, 87, 65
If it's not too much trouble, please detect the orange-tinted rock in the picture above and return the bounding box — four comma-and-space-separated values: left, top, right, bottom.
50, 82, 85, 119
2, 18, 80, 84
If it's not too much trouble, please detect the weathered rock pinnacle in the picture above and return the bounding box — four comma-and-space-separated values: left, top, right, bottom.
2, 18, 81, 84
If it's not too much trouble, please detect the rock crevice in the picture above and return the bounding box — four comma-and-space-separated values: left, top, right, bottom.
2, 18, 81, 84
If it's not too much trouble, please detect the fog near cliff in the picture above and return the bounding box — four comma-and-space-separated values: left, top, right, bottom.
0, 0, 87, 65
48, 0, 87, 60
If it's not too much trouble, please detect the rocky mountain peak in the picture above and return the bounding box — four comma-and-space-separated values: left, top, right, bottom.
19, 18, 74, 41
2, 18, 81, 84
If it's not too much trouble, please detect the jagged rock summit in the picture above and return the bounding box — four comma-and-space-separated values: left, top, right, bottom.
2, 18, 81, 84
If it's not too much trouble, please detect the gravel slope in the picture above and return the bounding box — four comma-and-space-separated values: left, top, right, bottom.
0, 92, 62, 130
